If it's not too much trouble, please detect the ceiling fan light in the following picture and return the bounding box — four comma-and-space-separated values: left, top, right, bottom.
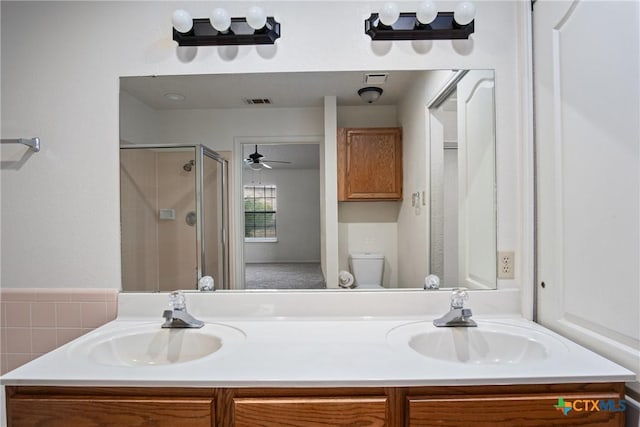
249, 162, 264, 171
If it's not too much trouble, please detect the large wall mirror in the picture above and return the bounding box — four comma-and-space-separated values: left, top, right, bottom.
119, 69, 497, 292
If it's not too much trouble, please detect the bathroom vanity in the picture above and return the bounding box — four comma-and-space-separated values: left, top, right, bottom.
2, 292, 634, 426
5, 382, 626, 426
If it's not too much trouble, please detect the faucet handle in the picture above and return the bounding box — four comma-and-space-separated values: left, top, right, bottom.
424, 274, 440, 290
450, 288, 469, 309
168, 291, 187, 311
198, 275, 215, 292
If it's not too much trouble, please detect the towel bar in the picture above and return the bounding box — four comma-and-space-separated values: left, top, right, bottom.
1, 137, 40, 152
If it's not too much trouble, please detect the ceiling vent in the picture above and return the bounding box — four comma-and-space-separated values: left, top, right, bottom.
364, 73, 389, 85
244, 98, 273, 105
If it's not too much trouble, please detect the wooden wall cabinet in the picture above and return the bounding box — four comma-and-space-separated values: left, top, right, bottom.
6, 383, 625, 427
338, 127, 403, 201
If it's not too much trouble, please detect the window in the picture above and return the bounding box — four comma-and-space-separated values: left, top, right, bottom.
244, 185, 277, 241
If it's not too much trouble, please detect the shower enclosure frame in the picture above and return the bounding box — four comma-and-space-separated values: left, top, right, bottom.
119, 143, 229, 290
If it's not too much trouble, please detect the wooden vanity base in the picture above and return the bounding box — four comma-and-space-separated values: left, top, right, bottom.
5, 382, 626, 426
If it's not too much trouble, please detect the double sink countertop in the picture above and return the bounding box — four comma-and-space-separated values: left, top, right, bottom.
0, 290, 635, 387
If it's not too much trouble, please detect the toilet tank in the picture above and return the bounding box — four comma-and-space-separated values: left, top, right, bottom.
349, 253, 384, 287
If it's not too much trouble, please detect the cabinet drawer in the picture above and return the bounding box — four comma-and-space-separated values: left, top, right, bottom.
233, 396, 388, 427
408, 393, 623, 426
8, 396, 214, 427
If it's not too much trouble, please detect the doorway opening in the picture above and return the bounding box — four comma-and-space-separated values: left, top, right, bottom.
237, 140, 325, 289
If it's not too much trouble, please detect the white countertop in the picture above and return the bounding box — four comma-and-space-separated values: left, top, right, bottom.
1, 291, 635, 388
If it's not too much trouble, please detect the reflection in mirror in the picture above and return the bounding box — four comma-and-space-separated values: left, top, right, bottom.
119, 144, 229, 292
119, 70, 497, 291
242, 143, 324, 289
428, 70, 496, 289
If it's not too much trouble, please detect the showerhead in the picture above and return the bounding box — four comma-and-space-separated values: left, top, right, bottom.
183, 160, 195, 172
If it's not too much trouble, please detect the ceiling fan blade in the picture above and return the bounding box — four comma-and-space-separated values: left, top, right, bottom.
262, 162, 272, 169
262, 160, 291, 164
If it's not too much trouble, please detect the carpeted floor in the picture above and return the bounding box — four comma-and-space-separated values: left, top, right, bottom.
245, 263, 326, 289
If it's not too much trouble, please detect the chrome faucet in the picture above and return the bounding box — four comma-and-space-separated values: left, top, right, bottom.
162, 291, 204, 328
433, 288, 477, 327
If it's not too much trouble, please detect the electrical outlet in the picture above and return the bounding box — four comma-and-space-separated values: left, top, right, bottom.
497, 251, 515, 279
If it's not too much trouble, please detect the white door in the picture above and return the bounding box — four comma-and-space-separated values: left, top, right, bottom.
534, 0, 639, 390
457, 70, 497, 289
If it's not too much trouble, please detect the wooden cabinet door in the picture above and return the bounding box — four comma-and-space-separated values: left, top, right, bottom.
338, 128, 402, 201
233, 396, 388, 427
407, 392, 624, 426
7, 392, 214, 427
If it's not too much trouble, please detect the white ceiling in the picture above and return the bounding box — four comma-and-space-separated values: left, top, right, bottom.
121, 70, 432, 170
120, 70, 421, 109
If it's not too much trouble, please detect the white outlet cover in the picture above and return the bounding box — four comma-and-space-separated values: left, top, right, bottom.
497, 251, 515, 279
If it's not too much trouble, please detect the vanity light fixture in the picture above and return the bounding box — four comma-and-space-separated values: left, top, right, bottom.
358, 87, 383, 104
365, 1, 475, 41
172, 6, 280, 46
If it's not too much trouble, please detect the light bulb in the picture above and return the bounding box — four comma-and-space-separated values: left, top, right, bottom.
172, 9, 193, 33
416, 1, 438, 25
246, 6, 267, 30
454, 1, 476, 25
210, 8, 231, 32
379, 2, 400, 26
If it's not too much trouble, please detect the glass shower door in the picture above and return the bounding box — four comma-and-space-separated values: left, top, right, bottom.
201, 148, 228, 289
120, 144, 228, 292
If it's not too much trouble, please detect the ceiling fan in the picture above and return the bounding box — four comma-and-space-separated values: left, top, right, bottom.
244, 145, 291, 170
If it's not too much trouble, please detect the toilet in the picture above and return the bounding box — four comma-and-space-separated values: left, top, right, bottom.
349, 253, 385, 289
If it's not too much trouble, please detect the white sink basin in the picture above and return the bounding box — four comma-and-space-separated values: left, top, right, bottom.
387, 321, 568, 364
69, 323, 245, 367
